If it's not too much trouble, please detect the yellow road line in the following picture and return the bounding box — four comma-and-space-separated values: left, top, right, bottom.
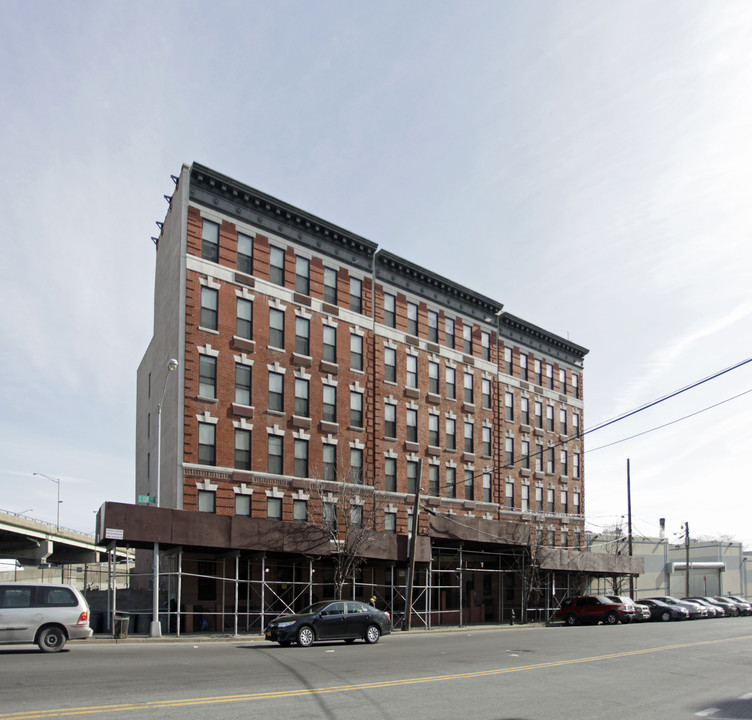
2, 634, 749, 719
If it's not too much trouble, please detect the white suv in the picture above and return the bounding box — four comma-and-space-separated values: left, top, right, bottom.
0, 583, 93, 652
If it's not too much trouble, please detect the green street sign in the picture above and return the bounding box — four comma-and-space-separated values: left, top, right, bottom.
138, 495, 156, 504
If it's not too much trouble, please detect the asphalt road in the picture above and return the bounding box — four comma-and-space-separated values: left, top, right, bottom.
1, 619, 752, 720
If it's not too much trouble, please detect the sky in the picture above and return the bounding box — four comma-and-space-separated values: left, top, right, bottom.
1, 1, 751, 548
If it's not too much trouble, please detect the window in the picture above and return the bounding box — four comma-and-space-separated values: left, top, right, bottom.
463, 324, 472, 354
535, 486, 543, 512
385, 512, 396, 533
547, 488, 555, 512
521, 440, 530, 469
505, 482, 514, 509
237, 232, 253, 274
559, 368, 567, 394
521, 485, 530, 512
269, 308, 285, 349
235, 363, 251, 405
573, 373, 580, 399
561, 490, 569, 514
294, 439, 308, 478
535, 443, 544, 472
534, 359, 542, 385
350, 447, 363, 484
505, 391, 514, 421
481, 332, 490, 361
350, 333, 363, 371
201, 219, 219, 262
295, 317, 310, 356
350, 504, 363, 527
322, 385, 337, 423
350, 391, 363, 428
483, 473, 491, 502
505, 437, 514, 467
546, 405, 554, 432
429, 465, 439, 496
384, 347, 396, 382
464, 372, 474, 404
294, 499, 308, 522
235, 428, 251, 470
406, 408, 418, 442
324, 267, 337, 304
504, 347, 513, 374
407, 461, 419, 494
267, 435, 283, 474
407, 302, 418, 335
429, 414, 439, 446
444, 365, 457, 400
464, 421, 474, 452
384, 403, 396, 438
198, 422, 216, 466
521, 397, 529, 425
561, 529, 568, 548
198, 489, 216, 513
236, 298, 253, 339
322, 325, 337, 363
547, 447, 555, 474
199, 355, 216, 398
445, 317, 455, 348
384, 457, 396, 491
406, 355, 417, 388
267, 496, 282, 520
573, 490, 581, 515
446, 467, 456, 498
268, 372, 284, 412
294, 378, 309, 417
200, 287, 218, 330
295, 256, 309, 295
323, 443, 336, 481
560, 408, 567, 434
349, 277, 362, 313
323, 502, 336, 529
520, 354, 528, 381
534, 401, 543, 429
546, 363, 554, 389
384, 293, 396, 327
482, 379, 491, 410
482, 426, 491, 456
428, 361, 439, 394
445, 417, 456, 451
573, 451, 581, 478
548, 529, 556, 546
427, 310, 438, 342
464, 469, 474, 500
560, 449, 568, 476
235, 493, 251, 516
269, 246, 285, 286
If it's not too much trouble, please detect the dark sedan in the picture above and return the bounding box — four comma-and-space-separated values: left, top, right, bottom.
718, 596, 752, 616
682, 597, 724, 617
265, 600, 392, 647
638, 598, 689, 622
644, 595, 706, 619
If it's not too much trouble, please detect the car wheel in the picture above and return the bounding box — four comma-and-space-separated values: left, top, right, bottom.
37, 626, 67, 653
565, 614, 578, 626
297, 626, 314, 647
365, 625, 380, 644
660, 611, 671, 622
605, 612, 619, 625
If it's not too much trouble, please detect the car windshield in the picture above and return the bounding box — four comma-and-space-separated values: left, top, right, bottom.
595, 596, 614, 604
297, 601, 335, 615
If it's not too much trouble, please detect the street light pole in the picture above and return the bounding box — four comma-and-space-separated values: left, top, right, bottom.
151, 358, 179, 638
33, 473, 61, 531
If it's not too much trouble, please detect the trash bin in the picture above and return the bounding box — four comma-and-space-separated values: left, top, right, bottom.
113, 615, 130, 639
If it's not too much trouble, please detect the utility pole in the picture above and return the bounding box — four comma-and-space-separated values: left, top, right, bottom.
402, 459, 423, 631
627, 459, 634, 598
684, 522, 690, 597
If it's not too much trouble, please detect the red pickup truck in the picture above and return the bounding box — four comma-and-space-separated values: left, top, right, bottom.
556, 596, 634, 625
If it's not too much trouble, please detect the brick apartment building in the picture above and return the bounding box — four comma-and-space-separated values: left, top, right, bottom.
97, 163, 639, 634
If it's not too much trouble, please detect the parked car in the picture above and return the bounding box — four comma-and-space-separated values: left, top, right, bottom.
632, 602, 652, 622
674, 598, 710, 618
0, 582, 93, 652
644, 595, 706, 620
555, 596, 631, 626
606, 596, 639, 623
638, 598, 689, 622
682, 597, 723, 618
265, 600, 392, 647
704, 596, 740, 616
717, 596, 752, 616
